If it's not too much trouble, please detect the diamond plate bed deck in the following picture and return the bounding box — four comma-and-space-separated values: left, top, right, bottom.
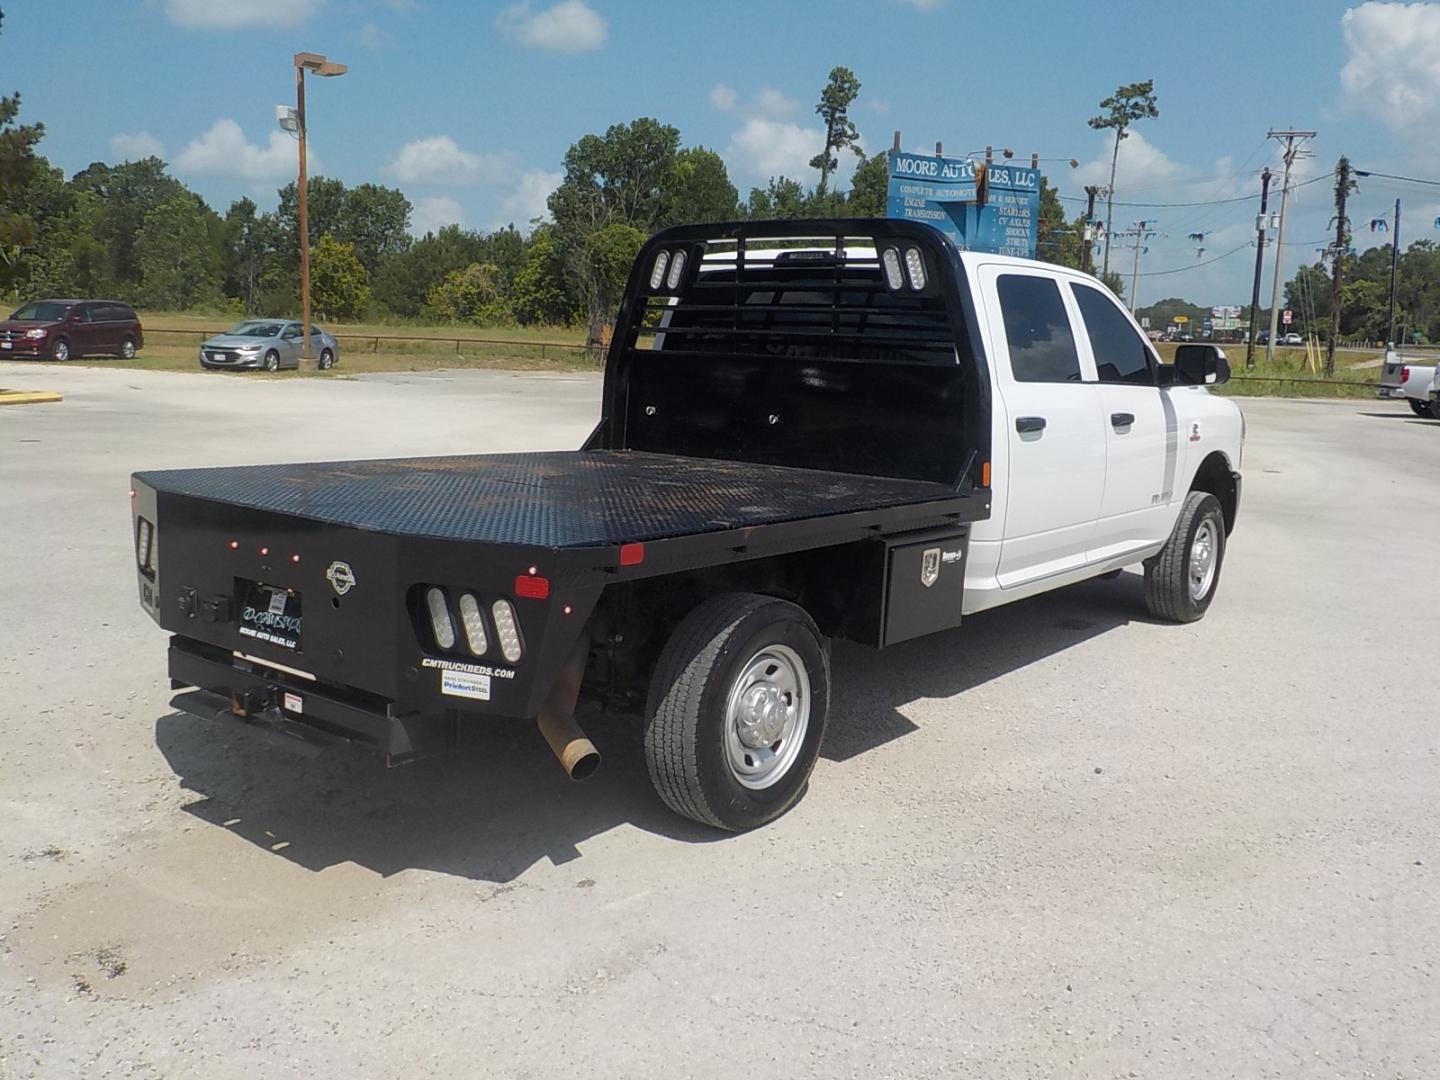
137, 450, 969, 548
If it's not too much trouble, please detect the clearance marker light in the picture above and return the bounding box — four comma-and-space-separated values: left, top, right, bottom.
981, 461, 991, 487
619, 542, 645, 566
290, 554, 301, 564
514, 574, 550, 600
259, 546, 270, 557
229, 540, 240, 550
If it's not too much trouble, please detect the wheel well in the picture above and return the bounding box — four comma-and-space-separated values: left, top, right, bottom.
1189, 451, 1237, 534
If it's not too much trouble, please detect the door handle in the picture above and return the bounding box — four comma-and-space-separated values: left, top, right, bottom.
1015, 416, 1047, 434
1110, 412, 1135, 428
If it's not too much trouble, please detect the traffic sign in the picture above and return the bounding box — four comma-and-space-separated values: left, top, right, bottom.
1282, 309, 1293, 325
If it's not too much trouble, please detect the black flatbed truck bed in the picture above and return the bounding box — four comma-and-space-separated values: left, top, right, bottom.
132, 218, 996, 831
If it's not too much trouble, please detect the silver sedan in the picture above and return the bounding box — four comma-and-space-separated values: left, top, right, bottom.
198, 320, 340, 372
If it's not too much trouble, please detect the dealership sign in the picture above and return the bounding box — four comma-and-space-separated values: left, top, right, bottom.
886, 151, 1041, 259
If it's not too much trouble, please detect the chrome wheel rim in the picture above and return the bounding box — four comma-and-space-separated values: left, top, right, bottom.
265, 354, 277, 371
320, 351, 333, 369
723, 643, 810, 790
54, 342, 69, 361
1189, 519, 1218, 601
121, 340, 135, 358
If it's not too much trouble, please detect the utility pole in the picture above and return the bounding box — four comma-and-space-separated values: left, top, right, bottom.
1386, 197, 1402, 348
1245, 167, 1272, 371
291, 52, 347, 371
1265, 128, 1316, 362
1326, 157, 1354, 377
1114, 220, 1160, 313
1081, 185, 1100, 274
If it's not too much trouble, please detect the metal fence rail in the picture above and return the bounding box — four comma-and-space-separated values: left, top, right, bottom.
145, 326, 590, 358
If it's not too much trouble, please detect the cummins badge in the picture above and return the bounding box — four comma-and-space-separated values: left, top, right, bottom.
326, 561, 357, 596
920, 547, 940, 588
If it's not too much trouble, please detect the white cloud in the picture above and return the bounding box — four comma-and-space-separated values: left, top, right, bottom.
164, 0, 323, 29
175, 119, 302, 181
1074, 129, 1186, 193
384, 136, 517, 186
497, 169, 562, 228
356, 20, 391, 47
726, 117, 824, 181
709, 83, 738, 113
110, 131, 165, 161
755, 87, 800, 118
864, 98, 892, 116
497, 0, 606, 52
1340, 2, 1440, 145
411, 196, 463, 236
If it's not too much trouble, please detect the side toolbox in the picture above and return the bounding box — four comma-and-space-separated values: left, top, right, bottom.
845, 526, 969, 647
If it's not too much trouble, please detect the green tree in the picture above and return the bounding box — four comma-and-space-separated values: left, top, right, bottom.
221, 197, 276, 315
0, 4, 45, 296
135, 193, 221, 309
372, 224, 488, 316
746, 176, 810, 219
309, 234, 370, 321
1088, 79, 1159, 276
338, 182, 412, 272
508, 227, 576, 326
276, 176, 347, 255
1036, 176, 1084, 269
72, 157, 188, 296
549, 118, 681, 344
580, 222, 645, 346
665, 147, 739, 225
424, 262, 508, 325
809, 66, 863, 198
846, 151, 889, 217
27, 189, 107, 298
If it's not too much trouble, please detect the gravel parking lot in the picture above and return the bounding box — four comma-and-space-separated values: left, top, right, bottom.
2, 362, 1438, 1079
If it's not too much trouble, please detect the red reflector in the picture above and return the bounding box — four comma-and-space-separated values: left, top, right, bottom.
514, 574, 550, 600
619, 542, 645, 566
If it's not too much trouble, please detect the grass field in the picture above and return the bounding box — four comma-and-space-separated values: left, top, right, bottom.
116, 312, 599, 375
30, 312, 1388, 398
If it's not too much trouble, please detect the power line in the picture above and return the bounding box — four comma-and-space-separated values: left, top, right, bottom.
1352, 168, 1440, 188
1056, 173, 1327, 209
1134, 241, 1253, 276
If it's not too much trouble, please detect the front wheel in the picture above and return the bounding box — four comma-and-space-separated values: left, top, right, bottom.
318, 348, 335, 370
263, 351, 279, 372
50, 338, 71, 362
1409, 399, 1434, 418
644, 593, 830, 831
1144, 491, 1226, 622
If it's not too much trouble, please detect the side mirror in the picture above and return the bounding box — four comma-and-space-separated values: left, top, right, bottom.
1174, 343, 1230, 386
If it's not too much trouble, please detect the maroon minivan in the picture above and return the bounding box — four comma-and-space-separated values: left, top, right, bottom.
0, 299, 145, 361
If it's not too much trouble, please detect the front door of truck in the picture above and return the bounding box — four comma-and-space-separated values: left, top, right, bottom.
1068, 281, 1172, 559
980, 267, 1107, 587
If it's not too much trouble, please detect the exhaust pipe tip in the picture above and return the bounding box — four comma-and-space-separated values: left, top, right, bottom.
567, 746, 601, 781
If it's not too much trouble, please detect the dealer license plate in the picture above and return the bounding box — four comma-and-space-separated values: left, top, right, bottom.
238, 580, 303, 652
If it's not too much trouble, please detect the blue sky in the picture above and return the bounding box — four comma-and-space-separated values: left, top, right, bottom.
6, 0, 1440, 305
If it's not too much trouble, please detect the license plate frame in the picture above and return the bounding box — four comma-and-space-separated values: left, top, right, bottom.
237, 579, 303, 652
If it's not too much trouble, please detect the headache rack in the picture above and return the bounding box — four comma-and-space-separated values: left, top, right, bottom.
593, 219, 992, 490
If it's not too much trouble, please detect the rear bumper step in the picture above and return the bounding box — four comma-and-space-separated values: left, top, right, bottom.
167, 637, 448, 763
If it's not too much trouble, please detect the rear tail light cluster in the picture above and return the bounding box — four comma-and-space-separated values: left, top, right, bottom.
645, 246, 694, 295
880, 245, 930, 292
135, 516, 156, 579
420, 587, 525, 663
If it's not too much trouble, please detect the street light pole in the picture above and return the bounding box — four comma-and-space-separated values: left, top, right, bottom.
291, 51, 347, 372
295, 61, 311, 368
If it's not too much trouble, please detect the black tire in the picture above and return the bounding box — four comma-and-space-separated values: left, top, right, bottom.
319, 348, 335, 370
118, 336, 136, 359
50, 338, 71, 362
1144, 491, 1226, 623
644, 593, 830, 832
1409, 399, 1434, 418
263, 350, 280, 372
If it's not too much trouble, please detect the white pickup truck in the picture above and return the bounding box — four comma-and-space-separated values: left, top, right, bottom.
1402, 362, 1438, 418
135, 219, 1245, 830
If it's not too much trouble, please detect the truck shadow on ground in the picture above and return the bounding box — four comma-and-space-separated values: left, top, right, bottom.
154, 571, 1153, 883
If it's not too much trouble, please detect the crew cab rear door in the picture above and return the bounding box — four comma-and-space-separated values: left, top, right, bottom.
1067, 280, 1173, 558
978, 265, 1107, 587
